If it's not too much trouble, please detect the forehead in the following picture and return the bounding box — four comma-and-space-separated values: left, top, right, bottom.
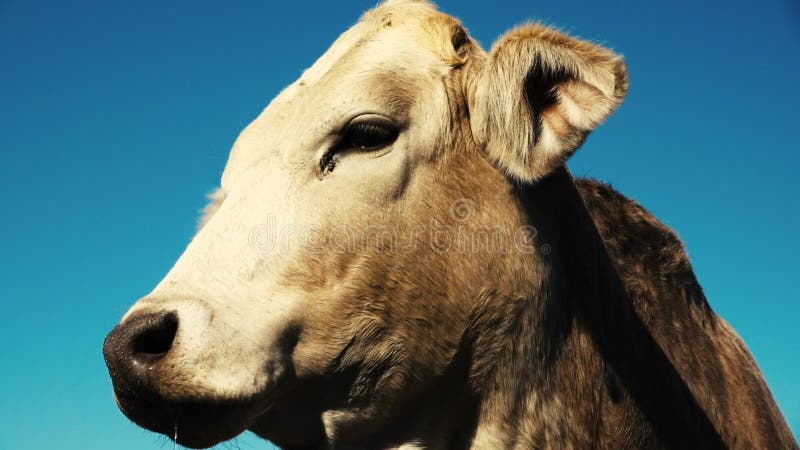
305, 2, 458, 81
221, 1, 462, 188
292, 2, 462, 120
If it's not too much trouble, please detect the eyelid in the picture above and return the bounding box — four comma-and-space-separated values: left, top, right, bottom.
339, 113, 398, 134
318, 114, 401, 176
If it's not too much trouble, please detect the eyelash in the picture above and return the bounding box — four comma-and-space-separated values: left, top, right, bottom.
320, 120, 400, 175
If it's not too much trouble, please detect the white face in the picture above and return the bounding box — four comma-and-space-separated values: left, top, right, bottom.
130, 15, 454, 396
105, 3, 499, 448
103, 1, 627, 447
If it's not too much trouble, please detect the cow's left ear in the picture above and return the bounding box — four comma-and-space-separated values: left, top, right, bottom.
469, 24, 628, 182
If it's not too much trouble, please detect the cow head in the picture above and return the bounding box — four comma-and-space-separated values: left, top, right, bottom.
103, 1, 626, 448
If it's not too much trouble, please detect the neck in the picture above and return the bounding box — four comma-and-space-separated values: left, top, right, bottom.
460, 166, 593, 448
452, 166, 725, 449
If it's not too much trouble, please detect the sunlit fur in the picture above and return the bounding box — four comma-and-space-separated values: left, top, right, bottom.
111, 1, 796, 448
469, 23, 629, 181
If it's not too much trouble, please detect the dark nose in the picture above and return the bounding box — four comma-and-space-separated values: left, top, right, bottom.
103, 311, 178, 383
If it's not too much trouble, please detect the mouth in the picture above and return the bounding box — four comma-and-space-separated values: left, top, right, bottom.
102, 310, 285, 448
113, 387, 270, 449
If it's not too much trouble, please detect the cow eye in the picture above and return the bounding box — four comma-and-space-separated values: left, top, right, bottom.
341, 120, 399, 151
320, 118, 400, 175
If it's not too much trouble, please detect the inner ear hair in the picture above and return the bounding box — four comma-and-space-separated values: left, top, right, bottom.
524, 55, 574, 147
471, 23, 628, 182
451, 25, 469, 58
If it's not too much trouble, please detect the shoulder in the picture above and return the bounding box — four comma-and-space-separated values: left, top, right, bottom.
575, 177, 714, 319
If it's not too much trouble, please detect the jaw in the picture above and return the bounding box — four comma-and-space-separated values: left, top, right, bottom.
244, 374, 357, 448
245, 360, 482, 450
249, 410, 326, 449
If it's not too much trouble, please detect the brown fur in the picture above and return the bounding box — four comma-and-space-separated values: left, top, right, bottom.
578, 178, 795, 448
251, 7, 796, 447
248, 9, 796, 446
105, 2, 797, 448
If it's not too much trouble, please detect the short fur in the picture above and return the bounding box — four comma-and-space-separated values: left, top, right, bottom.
104, 1, 797, 449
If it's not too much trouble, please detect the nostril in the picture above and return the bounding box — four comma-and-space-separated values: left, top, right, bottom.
130, 313, 178, 364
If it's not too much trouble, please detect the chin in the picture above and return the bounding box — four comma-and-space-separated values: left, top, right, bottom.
113, 387, 270, 449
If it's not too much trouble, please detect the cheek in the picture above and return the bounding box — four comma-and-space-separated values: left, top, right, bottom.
289, 240, 473, 387
283, 202, 465, 379
281, 156, 485, 377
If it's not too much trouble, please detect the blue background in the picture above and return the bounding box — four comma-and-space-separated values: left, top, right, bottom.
1, 0, 797, 448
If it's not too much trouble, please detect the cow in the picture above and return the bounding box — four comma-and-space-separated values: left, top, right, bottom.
103, 1, 797, 448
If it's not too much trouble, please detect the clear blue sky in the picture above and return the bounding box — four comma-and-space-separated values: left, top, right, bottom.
0, 0, 797, 448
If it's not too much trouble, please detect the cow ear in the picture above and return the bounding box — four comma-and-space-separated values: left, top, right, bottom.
469, 24, 628, 182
